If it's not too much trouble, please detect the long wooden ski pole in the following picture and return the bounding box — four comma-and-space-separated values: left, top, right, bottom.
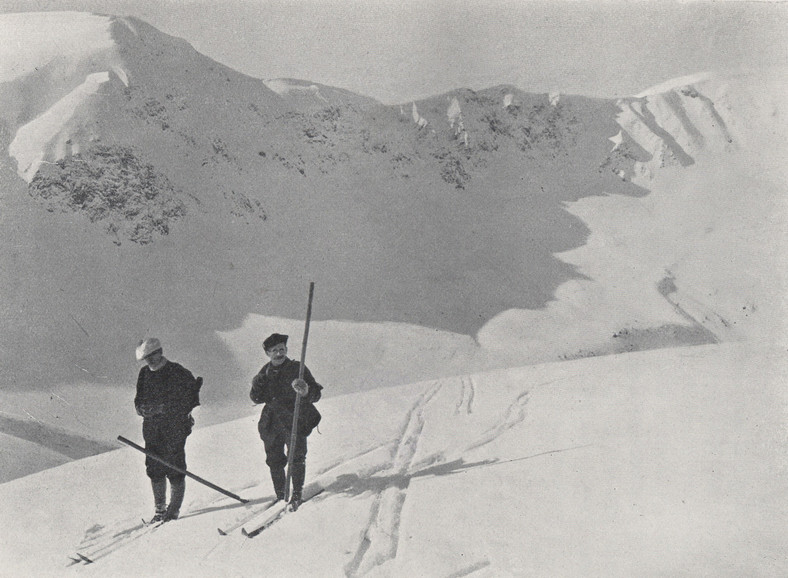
285, 281, 315, 503
117, 435, 249, 503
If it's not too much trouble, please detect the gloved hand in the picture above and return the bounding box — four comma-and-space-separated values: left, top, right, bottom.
291, 378, 309, 396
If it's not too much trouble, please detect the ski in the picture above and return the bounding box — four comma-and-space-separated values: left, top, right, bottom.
217, 498, 279, 535
240, 501, 288, 538
241, 488, 324, 539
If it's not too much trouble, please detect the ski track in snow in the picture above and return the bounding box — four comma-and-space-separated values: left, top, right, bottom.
435, 376, 576, 462
447, 560, 494, 577
345, 382, 443, 577
459, 389, 531, 456
313, 440, 396, 479
346, 376, 538, 576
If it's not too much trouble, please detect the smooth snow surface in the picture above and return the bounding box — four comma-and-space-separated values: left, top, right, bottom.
263, 79, 326, 101
0, 342, 785, 576
0, 12, 114, 83
635, 71, 715, 98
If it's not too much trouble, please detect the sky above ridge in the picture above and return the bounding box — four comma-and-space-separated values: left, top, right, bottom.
1, 0, 786, 104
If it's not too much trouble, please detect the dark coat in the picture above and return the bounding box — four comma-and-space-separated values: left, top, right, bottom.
135, 360, 201, 421
134, 360, 202, 480
250, 358, 322, 439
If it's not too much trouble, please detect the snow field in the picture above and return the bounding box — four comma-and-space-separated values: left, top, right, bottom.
0, 340, 785, 577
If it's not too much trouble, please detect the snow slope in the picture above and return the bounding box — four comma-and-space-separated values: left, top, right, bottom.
0, 341, 785, 576
217, 67, 788, 388
0, 432, 71, 481
478, 69, 788, 362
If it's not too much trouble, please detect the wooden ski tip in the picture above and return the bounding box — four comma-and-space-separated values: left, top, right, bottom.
77, 553, 94, 564
218, 528, 228, 536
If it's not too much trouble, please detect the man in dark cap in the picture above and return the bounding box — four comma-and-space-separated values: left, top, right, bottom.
250, 333, 323, 509
134, 338, 202, 522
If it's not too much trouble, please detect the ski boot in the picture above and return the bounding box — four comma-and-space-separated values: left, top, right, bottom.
150, 478, 167, 522
164, 477, 185, 521
289, 491, 303, 512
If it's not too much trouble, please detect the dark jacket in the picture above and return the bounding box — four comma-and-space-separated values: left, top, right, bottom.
135, 360, 201, 421
250, 358, 322, 438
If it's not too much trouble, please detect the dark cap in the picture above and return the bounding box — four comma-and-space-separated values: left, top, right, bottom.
263, 333, 288, 350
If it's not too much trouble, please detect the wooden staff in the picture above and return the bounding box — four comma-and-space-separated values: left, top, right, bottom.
118, 435, 248, 503
285, 281, 315, 503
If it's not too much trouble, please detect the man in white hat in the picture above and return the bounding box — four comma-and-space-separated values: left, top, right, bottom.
134, 338, 202, 522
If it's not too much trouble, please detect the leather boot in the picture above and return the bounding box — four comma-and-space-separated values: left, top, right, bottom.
291, 462, 306, 497
270, 468, 286, 501
151, 478, 167, 522
165, 477, 185, 521
289, 490, 303, 511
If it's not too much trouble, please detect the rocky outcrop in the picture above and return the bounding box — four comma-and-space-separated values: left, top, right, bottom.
29, 145, 187, 244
